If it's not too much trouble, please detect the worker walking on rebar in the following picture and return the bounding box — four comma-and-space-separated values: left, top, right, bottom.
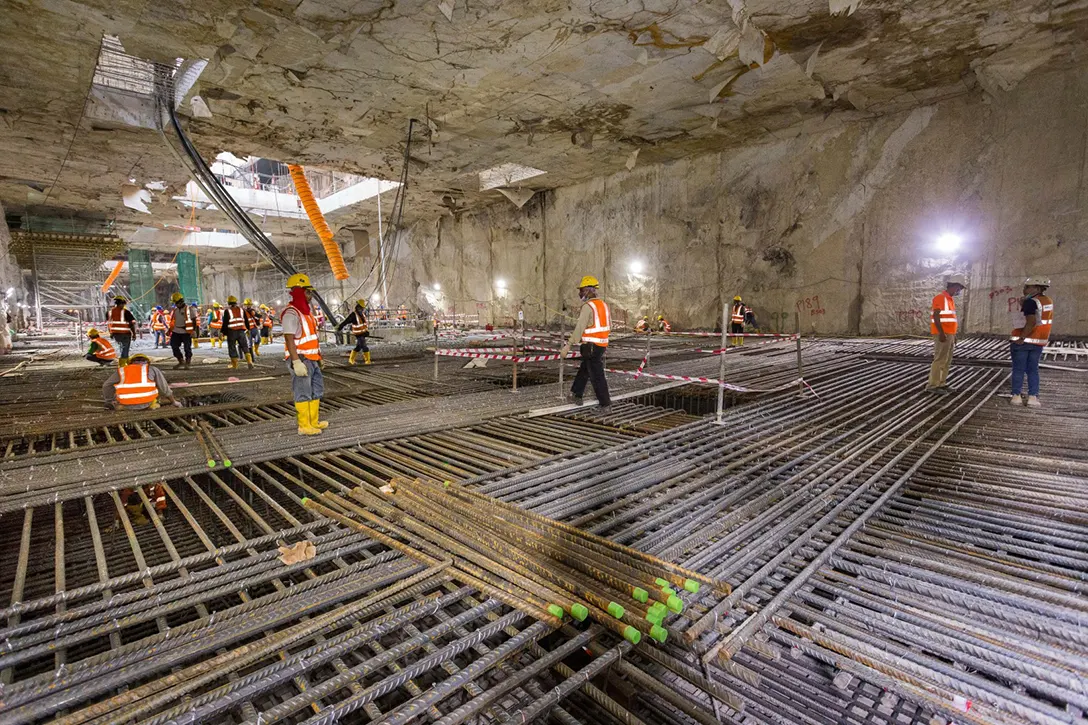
560, 275, 611, 413
102, 354, 179, 411
260, 304, 274, 345
168, 293, 198, 369
151, 306, 168, 348
1010, 277, 1053, 408
243, 298, 261, 356
85, 328, 116, 366
107, 295, 136, 365
336, 298, 371, 365
221, 295, 254, 370
190, 302, 202, 347
729, 296, 747, 346
927, 274, 966, 393
282, 273, 327, 435
206, 302, 224, 348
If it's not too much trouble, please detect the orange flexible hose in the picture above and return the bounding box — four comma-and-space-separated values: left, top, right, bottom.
101, 260, 124, 293
287, 164, 350, 281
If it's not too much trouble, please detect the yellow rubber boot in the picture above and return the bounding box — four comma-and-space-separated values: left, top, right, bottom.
245, 353, 254, 370
295, 401, 321, 435
309, 399, 329, 429
228, 358, 238, 369
253, 342, 260, 357
117, 357, 128, 368
349, 350, 357, 365
193, 338, 199, 349
363, 352, 371, 365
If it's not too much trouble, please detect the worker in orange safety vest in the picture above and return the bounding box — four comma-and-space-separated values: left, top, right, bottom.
119, 484, 168, 525
1009, 276, 1054, 408
151, 306, 168, 348
102, 354, 180, 410
282, 273, 327, 435
106, 295, 137, 365
85, 328, 117, 366
560, 275, 611, 413
207, 302, 224, 348
927, 274, 966, 393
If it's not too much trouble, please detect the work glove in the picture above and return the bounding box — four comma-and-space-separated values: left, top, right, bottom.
292, 359, 308, 377
560, 344, 571, 358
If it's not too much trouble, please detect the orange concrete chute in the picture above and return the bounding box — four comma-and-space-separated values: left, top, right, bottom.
287, 164, 350, 281
101, 260, 125, 293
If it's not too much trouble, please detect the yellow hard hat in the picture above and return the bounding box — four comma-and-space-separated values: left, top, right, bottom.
128, 353, 151, 364
243, 298, 252, 305
226, 295, 238, 304
356, 298, 369, 308
87, 327, 100, 337
213, 302, 221, 308
113, 295, 126, 303
578, 275, 600, 288
171, 292, 184, 303
657, 315, 664, 320
286, 273, 313, 289
733, 295, 742, 301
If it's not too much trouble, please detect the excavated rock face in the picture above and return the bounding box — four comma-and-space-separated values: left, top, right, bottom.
1, 0, 1085, 231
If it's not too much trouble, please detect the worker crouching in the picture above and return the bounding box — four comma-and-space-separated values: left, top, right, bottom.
85, 328, 117, 365
282, 274, 327, 435
560, 275, 612, 413
337, 299, 371, 365
103, 354, 180, 411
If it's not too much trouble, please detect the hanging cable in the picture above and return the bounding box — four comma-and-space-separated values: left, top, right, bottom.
287, 164, 350, 281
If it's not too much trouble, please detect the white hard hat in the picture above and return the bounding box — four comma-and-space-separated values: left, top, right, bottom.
945, 274, 967, 287
1023, 276, 1051, 288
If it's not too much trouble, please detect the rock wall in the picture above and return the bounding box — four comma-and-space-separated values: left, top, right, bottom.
384, 63, 1088, 337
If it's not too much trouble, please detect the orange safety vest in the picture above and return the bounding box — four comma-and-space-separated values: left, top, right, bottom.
91, 338, 117, 360
108, 307, 131, 334
1012, 294, 1053, 346
114, 364, 159, 406
930, 291, 958, 335
226, 305, 247, 330
281, 307, 322, 361
731, 303, 746, 325
351, 311, 368, 335
580, 298, 611, 347
120, 484, 167, 511
209, 308, 224, 330
169, 307, 195, 334
151, 312, 166, 331
243, 308, 259, 329
261, 313, 273, 329
659, 320, 671, 332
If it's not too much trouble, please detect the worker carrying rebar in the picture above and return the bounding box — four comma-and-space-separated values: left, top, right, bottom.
84, 328, 117, 365
656, 315, 672, 333
282, 273, 328, 435
118, 484, 167, 525
103, 354, 179, 411
206, 302, 224, 348
336, 298, 371, 366
168, 293, 198, 369
243, 298, 261, 356
151, 305, 168, 348
221, 295, 254, 370
729, 296, 748, 346
927, 274, 966, 393
1010, 276, 1053, 408
560, 275, 611, 413
106, 295, 137, 365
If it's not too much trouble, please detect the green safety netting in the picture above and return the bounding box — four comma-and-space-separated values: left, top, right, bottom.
176, 251, 203, 303
126, 249, 155, 320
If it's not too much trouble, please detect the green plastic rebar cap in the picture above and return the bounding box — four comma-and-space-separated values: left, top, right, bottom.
302, 497, 311, 505
223, 459, 232, 468
649, 601, 668, 615
607, 602, 626, 619
623, 626, 642, 645
570, 603, 589, 622
547, 604, 565, 619
661, 586, 676, 597
443, 480, 452, 488
655, 577, 669, 587
207, 460, 216, 468
666, 595, 684, 613
684, 579, 701, 594
645, 608, 664, 626
649, 624, 668, 643
632, 587, 649, 603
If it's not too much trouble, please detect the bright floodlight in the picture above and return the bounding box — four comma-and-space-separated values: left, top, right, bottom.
629, 259, 644, 275
5, 287, 13, 298
276, 299, 283, 305
370, 293, 381, 303
433, 282, 441, 291
936, 232, 962, 254
495, 279, 507, 289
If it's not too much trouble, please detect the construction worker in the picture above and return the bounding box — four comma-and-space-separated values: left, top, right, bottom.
1010, 277, 1053, 407
281, 273, 327, 435
656, 315, 672, 333
729, 296, 747, 346
634, 316, 650, 333
559, 275, 611, 413
118, 484, 167, 525
220, 295, 254, 369
84, 328, 116, 365
207, 302, 224, 348
243, 298, 261, 355
106, 295, 136, 365
927, 274, 966, 393
168, 293, 198, 369
189, 302, 202, 347
336, 299, 371, 365
151, 306, 168, 348
102, 353, 179, 410
260, 304, 274, 344
397, 304, 409, 321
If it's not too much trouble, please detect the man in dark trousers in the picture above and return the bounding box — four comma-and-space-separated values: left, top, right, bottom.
560, 275, 611, 413
336, 299, 372, 365
106, 295, 137, 365
168, 293, 198, 369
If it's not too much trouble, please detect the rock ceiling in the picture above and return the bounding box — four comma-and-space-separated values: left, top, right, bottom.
1, 0, 1086, 245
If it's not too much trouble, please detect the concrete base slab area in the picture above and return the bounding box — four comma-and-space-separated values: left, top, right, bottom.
0, 339, 1084, 725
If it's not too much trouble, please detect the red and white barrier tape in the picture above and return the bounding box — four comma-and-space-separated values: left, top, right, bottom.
605, 367, 814, 395
435, 349, 579, 363
659, 331, 797, 338
694, 335, 798, 354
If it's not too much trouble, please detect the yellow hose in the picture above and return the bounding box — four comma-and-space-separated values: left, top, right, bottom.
101, 260, 124, 293
287, 164, 350, 281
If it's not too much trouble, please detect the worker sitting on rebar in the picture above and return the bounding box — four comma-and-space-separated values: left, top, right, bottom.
282, 273, 328, 435
85, 328, 117, 366
336, 298, 371, 366
221, 295, 254, 370
103, 354, 180, 411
